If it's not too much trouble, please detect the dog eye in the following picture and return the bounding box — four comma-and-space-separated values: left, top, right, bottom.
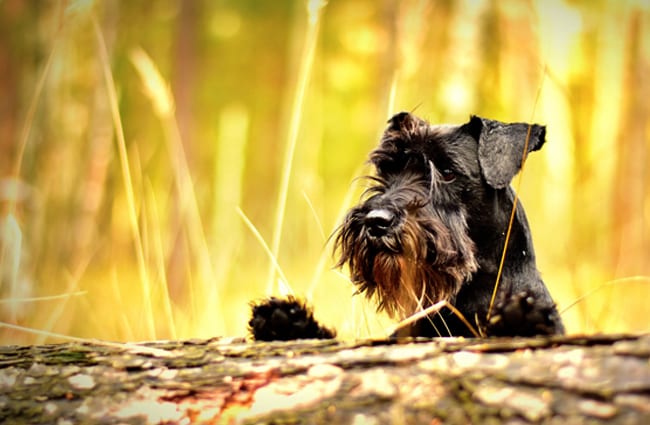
440, 168, 456, 182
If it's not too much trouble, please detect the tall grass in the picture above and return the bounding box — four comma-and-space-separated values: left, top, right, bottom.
264, 0, 327, 296
0, 0, 649, 345
93, 15, 157, 340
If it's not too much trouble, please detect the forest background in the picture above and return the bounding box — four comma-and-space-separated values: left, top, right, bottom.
0, 0, 648, 344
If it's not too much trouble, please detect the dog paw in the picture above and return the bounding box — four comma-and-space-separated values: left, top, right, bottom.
485, 291, 562, 337
248, 296, 336, 341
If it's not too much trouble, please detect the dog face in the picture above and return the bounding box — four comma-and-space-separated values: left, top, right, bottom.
334, 112, 546, 321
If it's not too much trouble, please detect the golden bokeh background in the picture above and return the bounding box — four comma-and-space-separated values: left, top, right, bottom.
0, 0, 648, 344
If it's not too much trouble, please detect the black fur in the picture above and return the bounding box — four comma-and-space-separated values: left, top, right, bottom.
250, 113, 564, 340
248, 296, 335, 341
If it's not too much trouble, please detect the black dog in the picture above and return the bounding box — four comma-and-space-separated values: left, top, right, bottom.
250, 112, 564, 340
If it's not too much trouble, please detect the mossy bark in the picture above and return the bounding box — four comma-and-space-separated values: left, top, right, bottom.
1, 334, 649, 424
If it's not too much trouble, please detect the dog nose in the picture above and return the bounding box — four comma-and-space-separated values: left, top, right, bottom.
364, 209, 395, 236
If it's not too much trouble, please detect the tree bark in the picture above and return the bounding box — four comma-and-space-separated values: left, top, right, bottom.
1, 334, 649, 424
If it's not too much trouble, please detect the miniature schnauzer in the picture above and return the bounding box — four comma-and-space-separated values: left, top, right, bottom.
249, 112, 564, 340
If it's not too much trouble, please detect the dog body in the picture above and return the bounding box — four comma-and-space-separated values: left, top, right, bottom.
250, 112, 564, 340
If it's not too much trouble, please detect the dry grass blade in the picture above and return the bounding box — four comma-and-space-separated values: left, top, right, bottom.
302, 191, 327, 242
129, 48, 174, 117
144, 178, 178, 340
92, 14, 156, 339
0, 291, 86, 304
0, 321, 173, 358
560, 275, 650, 314
388, 300, 480, 338
487, 75, 545, 321
486, 129, 529, 320
237, 207, 293, 296
265, 0, 327, 295
12, 29, 60, 194
306, 164, 369, 299
0, 213, 23, 321
35, 253, 93, 345
130, 46, 219, 331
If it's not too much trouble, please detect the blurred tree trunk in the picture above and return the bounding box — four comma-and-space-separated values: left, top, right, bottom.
69, 4, 118, 272
565, 10, 599, 325
166, 0, 198, 302
612, 10, 649, 277
0, 1, 34, 177
380, 0, 397, 114
0, 17, 18, 177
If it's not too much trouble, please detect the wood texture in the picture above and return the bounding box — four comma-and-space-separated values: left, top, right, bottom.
1, 334, 649, 424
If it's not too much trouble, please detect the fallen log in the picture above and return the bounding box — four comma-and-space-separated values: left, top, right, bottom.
1, 334, 649, 424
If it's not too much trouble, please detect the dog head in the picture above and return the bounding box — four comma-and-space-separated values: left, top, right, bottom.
334, 112, 546, 320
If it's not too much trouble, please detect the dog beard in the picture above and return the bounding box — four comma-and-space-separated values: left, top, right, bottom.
335, 197, 478, 321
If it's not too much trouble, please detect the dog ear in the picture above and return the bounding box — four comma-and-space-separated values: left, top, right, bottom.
466, 115, 546, 189
386, 112, 428, 133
